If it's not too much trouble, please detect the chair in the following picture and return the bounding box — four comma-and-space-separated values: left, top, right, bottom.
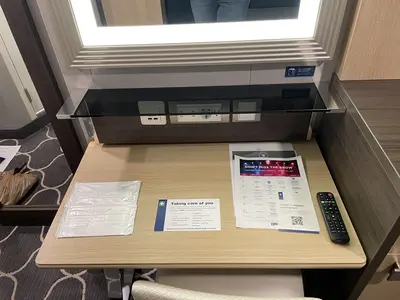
132, 269, 322, 300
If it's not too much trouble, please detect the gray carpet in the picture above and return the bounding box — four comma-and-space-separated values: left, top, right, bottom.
0, 125, 109, 300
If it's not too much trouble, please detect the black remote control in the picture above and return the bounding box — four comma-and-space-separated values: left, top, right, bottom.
317, 192, 350, 244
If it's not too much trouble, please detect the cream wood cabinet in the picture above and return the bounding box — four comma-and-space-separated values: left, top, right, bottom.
338, 0, 400, 80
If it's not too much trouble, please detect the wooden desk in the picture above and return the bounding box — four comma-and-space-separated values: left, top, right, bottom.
36, 141, 366, 269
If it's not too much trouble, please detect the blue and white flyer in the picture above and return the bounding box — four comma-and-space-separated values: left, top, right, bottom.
154, 199, 221, 232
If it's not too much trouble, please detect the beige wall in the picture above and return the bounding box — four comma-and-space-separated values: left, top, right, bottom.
359, 277, 400, 300
0, 51, 33, 129
0, 7, 38, 130
338, 0, 400, 80
359, 235, 400, 300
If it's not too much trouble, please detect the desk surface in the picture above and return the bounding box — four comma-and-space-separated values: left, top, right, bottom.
36, 141, 366, 269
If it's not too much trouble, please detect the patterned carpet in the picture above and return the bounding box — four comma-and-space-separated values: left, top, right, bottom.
0, 125, 109, 300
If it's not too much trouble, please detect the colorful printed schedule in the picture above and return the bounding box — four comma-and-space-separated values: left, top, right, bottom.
154, 199, 221, 232
234, 156, 320, 233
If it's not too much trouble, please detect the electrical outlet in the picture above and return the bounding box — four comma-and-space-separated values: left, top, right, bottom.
169, 101, 230, 124
138, 101, 167, 126
237, 102, 257, 121
171, 103, 227, 124
140, 115, 167, 125
232, 99, 262, 123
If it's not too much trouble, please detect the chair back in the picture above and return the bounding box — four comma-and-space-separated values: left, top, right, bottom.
132, 281, 321, 300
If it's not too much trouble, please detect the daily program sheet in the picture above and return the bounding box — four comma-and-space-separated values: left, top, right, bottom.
229, 142, 296, 217
234, 156, 320, 233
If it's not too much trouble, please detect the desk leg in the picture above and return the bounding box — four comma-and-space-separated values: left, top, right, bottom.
123, 269, 135, 287
122, 269, 135, 299
104, 269, 122, 299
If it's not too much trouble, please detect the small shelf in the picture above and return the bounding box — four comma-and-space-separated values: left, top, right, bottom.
57, 83, 345, 119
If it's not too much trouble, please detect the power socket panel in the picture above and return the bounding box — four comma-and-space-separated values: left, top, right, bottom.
140, 115, 167, 125
138, 101, 167, 126
169, 101, 230, 124
177, 103, 222, 123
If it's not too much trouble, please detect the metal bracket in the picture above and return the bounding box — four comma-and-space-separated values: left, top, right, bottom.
388, 261, 400, 281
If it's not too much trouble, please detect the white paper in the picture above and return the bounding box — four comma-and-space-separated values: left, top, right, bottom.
229, 143, 296, 217
154, 199, 221, 232
0, 146, 21, 171
233, 156, 319, 233
276, 157, 320, 233
234, 157, 278, 229
56, 181, 141, 238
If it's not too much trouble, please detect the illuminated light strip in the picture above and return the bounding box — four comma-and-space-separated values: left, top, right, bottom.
69, 0, 321, 46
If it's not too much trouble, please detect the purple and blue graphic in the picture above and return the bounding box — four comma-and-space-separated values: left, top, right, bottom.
240, 159, 300, 177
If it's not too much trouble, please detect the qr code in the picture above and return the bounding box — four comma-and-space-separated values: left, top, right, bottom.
291, 216, 304, 226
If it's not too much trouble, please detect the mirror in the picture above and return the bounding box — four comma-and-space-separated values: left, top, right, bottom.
91, 0, 301, 26
51, 0, 349, 68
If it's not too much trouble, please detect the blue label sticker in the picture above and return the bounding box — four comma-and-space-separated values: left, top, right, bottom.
278, 192, 284, 200
154, 199, 168, 231
285, 66, 316, 78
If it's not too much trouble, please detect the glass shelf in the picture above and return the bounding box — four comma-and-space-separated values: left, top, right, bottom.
57, 82, 345, 119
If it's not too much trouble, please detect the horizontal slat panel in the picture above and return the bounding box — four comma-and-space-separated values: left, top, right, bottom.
71, 55, 330, 68
80, 40, 319, 53
73, 39, 328, 68
76, 51, 327, 62
77, 47, 324, 59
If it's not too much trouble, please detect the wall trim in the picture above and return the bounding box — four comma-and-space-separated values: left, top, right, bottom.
0, 113, 49, 139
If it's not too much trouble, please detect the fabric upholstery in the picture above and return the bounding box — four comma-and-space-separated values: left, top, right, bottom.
156, 269, 305, 298
132, 281, 321, 300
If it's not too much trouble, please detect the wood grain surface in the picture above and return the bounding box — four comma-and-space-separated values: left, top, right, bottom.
316, 77, 400, 299
337, 0, 400, 80
36, 141, 365, 269
321, 112, 400, 259
342, 80, 400, 173
101, 0, 163, 26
